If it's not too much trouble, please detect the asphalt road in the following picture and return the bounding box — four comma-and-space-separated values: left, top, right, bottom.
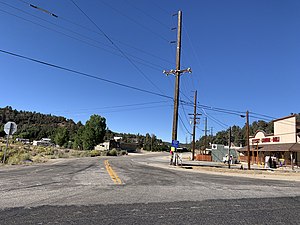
0, 152, 299, 224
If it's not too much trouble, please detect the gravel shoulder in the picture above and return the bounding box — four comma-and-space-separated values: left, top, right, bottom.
189, 166, 300, 182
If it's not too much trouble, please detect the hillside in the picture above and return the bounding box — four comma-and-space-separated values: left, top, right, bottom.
0, 106, 81, 141
0, 106, 168, 151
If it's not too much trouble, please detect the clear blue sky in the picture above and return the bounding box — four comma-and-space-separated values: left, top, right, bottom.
1, 0, 299, 143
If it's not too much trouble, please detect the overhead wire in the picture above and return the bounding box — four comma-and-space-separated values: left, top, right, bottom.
62, 103, 173, 115
181, 25, 197, 92
60, 14, 174, 66
179, 100, 192, 130
178, 113, 192, 135
3, 1, 167, 72
182, 22, 203, 89
14, 0, 172, 91
0, 49, 173, 100
49, 100, 171, 114
2, 47, 295, 135
8, 0, 298, 142
125, 1, 171, 29
10, 0, 298, 132
0, 8, 161, 71
249, 114, 299, 127
69, 0, 165, 95
98, 0, 170, 43
200, 108, 229, 129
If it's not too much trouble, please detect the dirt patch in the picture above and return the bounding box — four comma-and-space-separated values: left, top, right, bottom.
190, 166, 300, 182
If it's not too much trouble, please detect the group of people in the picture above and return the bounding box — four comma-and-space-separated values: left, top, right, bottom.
265, 156, 278, 168
223, 154, 233, 164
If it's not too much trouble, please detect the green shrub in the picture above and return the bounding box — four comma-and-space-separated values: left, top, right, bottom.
7, 155, 20, 165
58, 151, 68, 158
90, 150, 101, 157
33, 155, 48, 163
80, 151, 91, 157
20, 153, 31, 161
107, 149, 118, 156
45, 148, 55, 155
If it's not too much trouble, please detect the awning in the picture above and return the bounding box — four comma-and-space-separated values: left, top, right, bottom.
238, 143, 300, 152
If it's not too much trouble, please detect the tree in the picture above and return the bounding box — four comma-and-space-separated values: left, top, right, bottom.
73, 126, 85, 150
54, 127, 69, 147
231, 125, 243, 146
82, 127, 95, 150
82, 115, 106, 150
143, 133, 151, 151
214, 130, 228, 145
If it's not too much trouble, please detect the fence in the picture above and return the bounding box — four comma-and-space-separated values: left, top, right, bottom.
195, 154, 212, 161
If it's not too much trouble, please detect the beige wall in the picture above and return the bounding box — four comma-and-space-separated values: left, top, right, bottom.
274, 116, 296, 144
250, 115, 297, 145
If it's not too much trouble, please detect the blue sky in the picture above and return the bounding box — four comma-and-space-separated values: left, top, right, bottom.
1, 0, 299, 143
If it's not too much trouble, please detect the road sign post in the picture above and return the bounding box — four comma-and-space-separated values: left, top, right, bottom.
3, 122, 17, 163
172, 140, 179, 148
171, 140, 180, 165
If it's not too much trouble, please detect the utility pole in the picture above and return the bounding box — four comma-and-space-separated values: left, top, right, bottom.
202, 117, 209, 150
228, 126, 231, 169
163, 10, 191, 164
246, 110, 251, 170
189, 90, 201, 160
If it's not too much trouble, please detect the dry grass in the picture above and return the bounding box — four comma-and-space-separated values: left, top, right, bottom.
0, 143, 92, 165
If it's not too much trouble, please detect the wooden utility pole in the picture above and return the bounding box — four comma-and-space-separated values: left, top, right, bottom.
172, 10, 182, 142
246, 111, 251, 170
202, 117, 209, 150
228, 126, 231, 169
189, 91, 201, 160
163, 10, 191, 158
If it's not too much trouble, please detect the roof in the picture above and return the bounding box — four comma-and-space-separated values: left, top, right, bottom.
238, 143, 300, 152
272, 114, 296, 123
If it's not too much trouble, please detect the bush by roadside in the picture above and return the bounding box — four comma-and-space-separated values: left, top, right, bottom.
0, 143, 128, 165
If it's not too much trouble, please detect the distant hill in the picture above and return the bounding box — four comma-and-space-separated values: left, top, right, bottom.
0, 106, 81, 141
0, 106, 169, 151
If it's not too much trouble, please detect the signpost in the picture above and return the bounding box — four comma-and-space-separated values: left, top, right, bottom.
3, 122, 17, 163
172, 140, 179, 148
171, 140, 179, 165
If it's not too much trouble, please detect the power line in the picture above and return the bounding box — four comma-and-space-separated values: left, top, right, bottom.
69, 0, 165, 95
64, 103, 173, 115
200, 108, 229, 129
0, 49, 173, 100
249, 114, 299, 127
198, 104, 246, 115
126, 1, 170, 29
179, 113, 192, 135
179, 100, 192, 128
98, 0, 170, 42
179, 91, 194, 104
182, 22, 203, 89
1, 2, 166, 72
14, 0, 170, 92
60, 14, 174, 65
5, 46, 289, 131
49, 100, 170, 114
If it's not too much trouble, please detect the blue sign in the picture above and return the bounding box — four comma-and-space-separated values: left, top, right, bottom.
172, 140, 179, 148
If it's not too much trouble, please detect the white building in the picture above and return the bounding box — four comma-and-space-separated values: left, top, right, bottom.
33, 138, 53, 147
